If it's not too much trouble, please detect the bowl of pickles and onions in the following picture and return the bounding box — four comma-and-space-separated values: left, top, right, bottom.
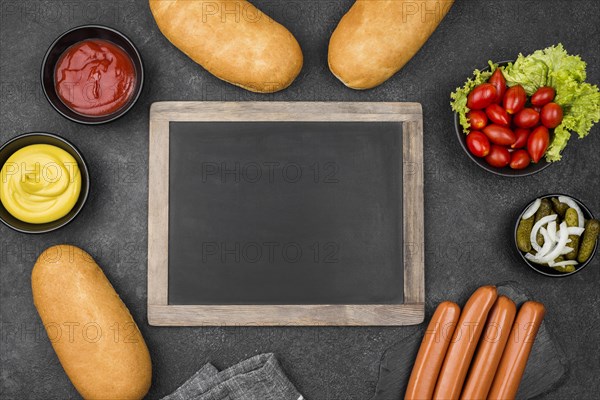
514, 194, 598, 277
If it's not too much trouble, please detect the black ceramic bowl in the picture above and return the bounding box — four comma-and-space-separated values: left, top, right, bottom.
454, 61, 552, 177
0, 133, 90, 233
41, 25, 144, 124
514, 194, 597, 277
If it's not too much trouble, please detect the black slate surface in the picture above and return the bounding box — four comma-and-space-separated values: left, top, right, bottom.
371, 282, 568, 400
168, 122, 404, 306
1, 1, 599, 399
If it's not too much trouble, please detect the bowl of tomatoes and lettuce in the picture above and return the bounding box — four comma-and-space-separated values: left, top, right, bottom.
452, 44, 600, 177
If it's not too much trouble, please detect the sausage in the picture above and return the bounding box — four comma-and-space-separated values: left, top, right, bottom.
460, 296, 516, 400
432, 286, 498, 400
488, 301, 546, 400
405, 301, 461, 400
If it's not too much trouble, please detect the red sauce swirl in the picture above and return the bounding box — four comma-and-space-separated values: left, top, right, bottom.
54, 39, 136, 117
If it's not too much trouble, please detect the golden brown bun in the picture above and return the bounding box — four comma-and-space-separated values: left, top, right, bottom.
328, 0, 454, 89
32, 245, 151, 400
149, 0, 303, 93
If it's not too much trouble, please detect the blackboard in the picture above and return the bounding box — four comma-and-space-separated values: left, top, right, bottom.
168, 121, 403, 305
148, 102, 424, 326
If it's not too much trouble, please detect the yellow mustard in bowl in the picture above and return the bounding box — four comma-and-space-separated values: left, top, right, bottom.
0, 144, 81, 224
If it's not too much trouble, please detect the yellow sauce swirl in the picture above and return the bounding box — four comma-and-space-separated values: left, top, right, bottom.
1, 144, 81, 224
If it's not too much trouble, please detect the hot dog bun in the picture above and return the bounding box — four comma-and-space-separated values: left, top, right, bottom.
149, 0, 303, 93
32, 245, 151, 400
405, 301, 461, 400
460, 295, 517, 400
328, 0, 454, 89
488, 301, 546, 400
433, 285, 497, 400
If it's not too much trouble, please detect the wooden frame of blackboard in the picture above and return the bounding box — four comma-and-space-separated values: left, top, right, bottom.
148, 102, 424, 326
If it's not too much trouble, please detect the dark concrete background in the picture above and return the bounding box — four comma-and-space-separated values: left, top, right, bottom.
1, 0, 598, 399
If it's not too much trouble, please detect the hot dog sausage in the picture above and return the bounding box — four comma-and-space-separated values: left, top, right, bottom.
460, 296, 516, 400
433, 286, 498, 400
405, 301, 461, 400
488, 301, 546, 400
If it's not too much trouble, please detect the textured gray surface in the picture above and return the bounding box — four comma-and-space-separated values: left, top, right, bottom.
0, 0, 599, 399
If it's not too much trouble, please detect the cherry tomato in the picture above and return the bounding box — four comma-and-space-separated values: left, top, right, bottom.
540, 102, 563, 129
510, 149, 531, 169
466, 131, 491, 157
513, 108, 540, 128
503, 85, 527, 114
488, 69, 507, 103
531, 86, 555, 107
485, 104, 510, 126
511, 128, 530, 149
485, 145, 511, 168
527, 126, 550, 163
483, 124, 516, 146
532, 106, 542, 113
467, 110, 488, 130
467, 83, 497, 110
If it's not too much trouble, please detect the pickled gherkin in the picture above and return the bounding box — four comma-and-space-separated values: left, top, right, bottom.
578, 219, 599, 263
517, 215, 534, 253
551, 197, 569, 218
564, 208, 580, 260
552, 264, 576, 273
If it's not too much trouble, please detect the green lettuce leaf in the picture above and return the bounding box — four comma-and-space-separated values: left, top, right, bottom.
502, 58, 549, 94
545, 81, 600, 161
502, 44, 599, 161
503, 44, 587, 95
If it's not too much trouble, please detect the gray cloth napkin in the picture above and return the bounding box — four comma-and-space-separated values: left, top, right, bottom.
162, 353, 304, 400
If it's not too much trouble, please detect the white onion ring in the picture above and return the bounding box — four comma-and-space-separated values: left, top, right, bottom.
530, 214, 557, 253
547, 221, 557, 242
536, 227, 554, 258
566, 227, 585, 236
538, 222, 570, 264
525, 252, 539, 263
560, 246, 575, 255
558, 196, 585, 228
526, 222, 570, 265
522, 198, 542, 220
550, 260, 578, 267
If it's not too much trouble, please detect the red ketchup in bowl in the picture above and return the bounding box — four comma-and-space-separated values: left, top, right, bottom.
54, 39, 136, 117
